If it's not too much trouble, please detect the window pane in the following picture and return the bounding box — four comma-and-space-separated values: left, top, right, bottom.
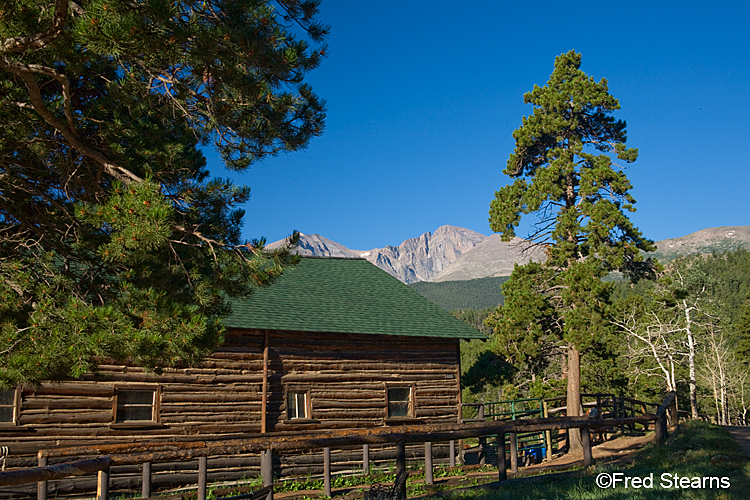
119, 390, 154, 405
388, 387, 410, 402
119, 406, 153, 422
0, 390, 14, 406
287, 392, 298, 418
388, 402, 409, 417
388, 387, 411, 418
0, 407, 13, 423
287, 392, 307, 419
116, 390, 155, 422
296, 393, 308, 419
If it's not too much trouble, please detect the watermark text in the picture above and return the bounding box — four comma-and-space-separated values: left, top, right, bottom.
595, 472, 730, 489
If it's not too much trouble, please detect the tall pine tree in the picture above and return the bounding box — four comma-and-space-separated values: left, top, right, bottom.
486, 51, 655, 450
0, 1, 327, 385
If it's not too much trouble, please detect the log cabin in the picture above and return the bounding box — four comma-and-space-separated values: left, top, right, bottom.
0, 257, 484, 493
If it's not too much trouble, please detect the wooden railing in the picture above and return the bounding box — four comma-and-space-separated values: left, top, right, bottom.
0, 392, 677, 500
461, 392, 674, 464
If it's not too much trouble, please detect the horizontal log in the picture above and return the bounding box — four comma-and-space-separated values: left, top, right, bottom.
20, 398, 112, 410
161, 403, 259, 413
27, 384, 114, 397
270, 361, 457, 372
160, 384, 262, 393
417, 388, 461, 397
313, 401, 385, 410
0, 457, 111, 486
161, 414, 260, 425
40, 413, 652, 464
162, 392, 260, 403
18, 412, 113, 425
277, 373, 456, 383
80, 373, 264, 384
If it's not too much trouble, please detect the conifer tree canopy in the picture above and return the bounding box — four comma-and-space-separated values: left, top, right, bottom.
0, 0, 327, 385
486, 51, 656, 449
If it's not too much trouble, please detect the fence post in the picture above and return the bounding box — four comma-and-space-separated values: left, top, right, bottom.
96, 466, 110, 500
198, 456, 207, 500
656, 412, 668, 444
582, 427, 593, 467
37, 456, 47, 500
509, 433, 518, 473
261, 449, 274, 500
542, 401, 553, 462
478, 403, 486, 465
654, 414, 665, 444
496, 433, 506, 481
362, 444, 369, 476
142, 462, 151, 499
395, 440, 406, 500
424, 442, 433, 485
449, 439, 455, 467
323, 447, 331, 497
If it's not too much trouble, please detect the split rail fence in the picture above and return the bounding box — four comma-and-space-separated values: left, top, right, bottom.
0, 392, 677, 500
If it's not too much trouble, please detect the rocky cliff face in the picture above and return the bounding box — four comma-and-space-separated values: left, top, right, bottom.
429, 234, 546, 282
266, 233, 361, 258
359, 225, 486, 283
269, 226, 487, 284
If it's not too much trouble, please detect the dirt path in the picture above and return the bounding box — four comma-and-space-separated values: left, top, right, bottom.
515, 432, 653, 475
724, 425, 750, 457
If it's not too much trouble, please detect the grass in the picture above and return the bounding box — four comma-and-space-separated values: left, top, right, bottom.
427, 421, 750, 500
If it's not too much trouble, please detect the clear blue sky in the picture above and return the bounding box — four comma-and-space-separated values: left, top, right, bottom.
209, 0, 750, 251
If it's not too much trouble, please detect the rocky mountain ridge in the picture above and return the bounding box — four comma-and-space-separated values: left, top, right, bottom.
268, 225, 750, 284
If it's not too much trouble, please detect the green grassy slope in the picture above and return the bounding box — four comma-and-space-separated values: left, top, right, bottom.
433, 420, 750, 500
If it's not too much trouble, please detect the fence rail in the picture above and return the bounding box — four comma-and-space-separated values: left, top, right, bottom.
0, 392, 677, 500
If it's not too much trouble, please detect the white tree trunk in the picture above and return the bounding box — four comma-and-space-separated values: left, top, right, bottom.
684, 300, 699, 420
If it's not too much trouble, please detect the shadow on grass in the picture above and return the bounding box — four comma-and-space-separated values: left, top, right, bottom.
425, 421, 750, 500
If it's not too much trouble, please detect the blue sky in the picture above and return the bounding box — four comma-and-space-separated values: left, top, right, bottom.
210, 1, 750, 251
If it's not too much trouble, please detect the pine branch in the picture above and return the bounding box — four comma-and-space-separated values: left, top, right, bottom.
0, 0, 69, 53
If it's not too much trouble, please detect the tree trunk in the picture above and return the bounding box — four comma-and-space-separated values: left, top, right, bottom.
566, 345, 582, 452
684, 302, 699, 419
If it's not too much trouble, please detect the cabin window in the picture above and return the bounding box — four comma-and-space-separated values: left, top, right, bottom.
114, 388, 158, 424
0, 388, 18, 424
387, 386, 412, 418
287, 391, 309, 420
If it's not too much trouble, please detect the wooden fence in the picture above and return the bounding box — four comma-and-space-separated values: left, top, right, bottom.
0, 392, 677, 500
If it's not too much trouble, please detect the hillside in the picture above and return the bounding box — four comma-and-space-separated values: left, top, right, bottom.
647, 226, 750, 261
408, 276, 508, 311
430, 234, 546, 281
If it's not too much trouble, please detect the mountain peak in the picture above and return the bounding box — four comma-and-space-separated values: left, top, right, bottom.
268, 225, 750, 284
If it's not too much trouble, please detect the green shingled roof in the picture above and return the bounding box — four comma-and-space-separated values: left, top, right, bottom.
224, 257, 486, 339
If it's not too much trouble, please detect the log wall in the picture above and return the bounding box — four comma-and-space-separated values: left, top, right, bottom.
0, 329, 461, 495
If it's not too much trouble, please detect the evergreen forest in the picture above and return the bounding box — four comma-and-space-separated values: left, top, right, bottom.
456, 248, 750, 426
408, 276, 507, 311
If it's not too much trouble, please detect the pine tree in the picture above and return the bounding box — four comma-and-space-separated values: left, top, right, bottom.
0, 1, 327, 385
486, 51, 655, 451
